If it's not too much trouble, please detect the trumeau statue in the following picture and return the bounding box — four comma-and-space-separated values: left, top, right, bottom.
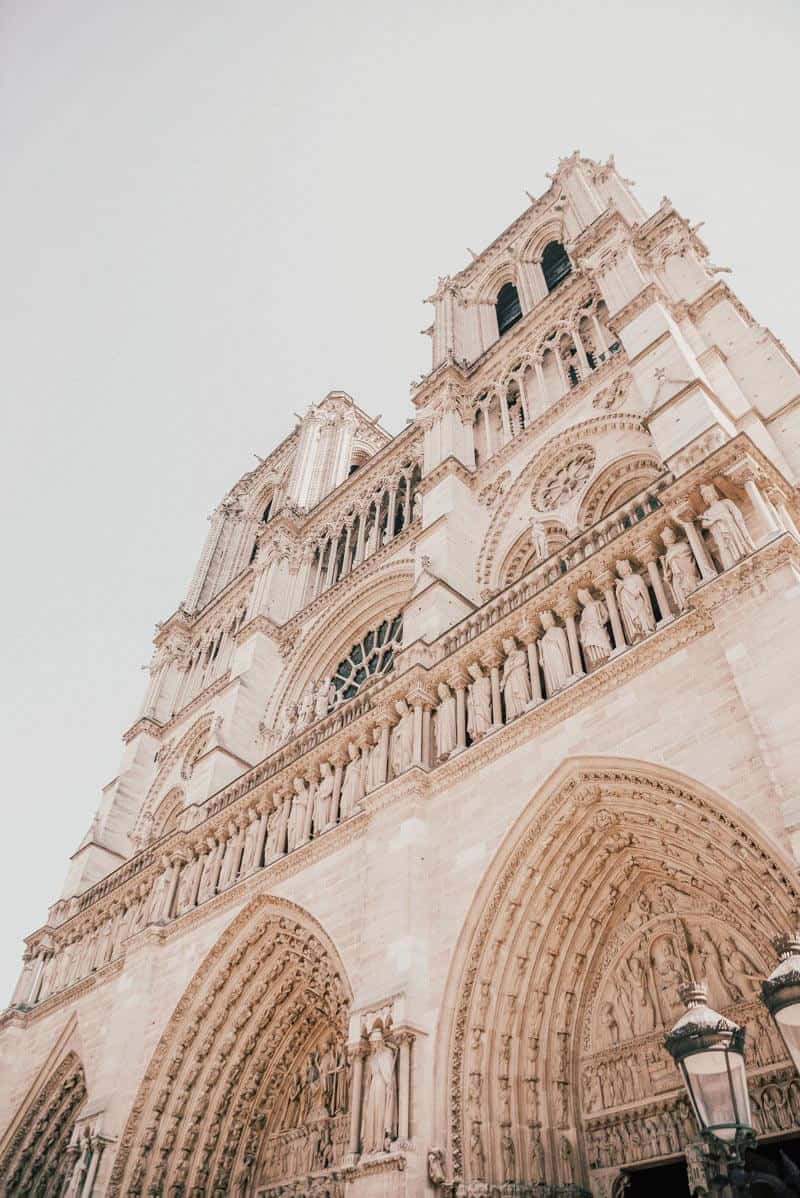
361, 1024, 397, 1155
390, 699, 414, 777
615, 559, 656, 642
466, 662, 492, 740
698, 483, 755, 569
660, 526, 700, 610
500, 636, 531, 719
339, 741, 365, 818
577, 588, 613, 667
538, 609, 572, 695
435, 682, 457, 761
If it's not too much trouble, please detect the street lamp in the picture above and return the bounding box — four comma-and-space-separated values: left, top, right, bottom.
762, 932, 800, 1075
664, 982, 754, 1153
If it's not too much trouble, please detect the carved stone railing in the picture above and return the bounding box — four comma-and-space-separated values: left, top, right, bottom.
8, 434, 798, 1016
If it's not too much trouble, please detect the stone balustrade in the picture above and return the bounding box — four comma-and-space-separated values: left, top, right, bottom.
10, 435, 798, 1016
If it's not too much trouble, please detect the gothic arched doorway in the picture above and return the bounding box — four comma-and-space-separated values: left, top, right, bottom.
0, 1050, 87, 1195
109, 895, 353, 1197
438, 758, 800, 1196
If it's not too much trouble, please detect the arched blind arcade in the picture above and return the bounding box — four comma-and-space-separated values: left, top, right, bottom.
495, 282, 523, 336
541, 241, 572, 292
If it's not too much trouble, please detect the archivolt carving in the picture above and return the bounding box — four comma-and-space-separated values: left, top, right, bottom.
131, 715, 215, 847
439, 758, 799, 1191
0, 1050, 87, 1195
475, 415, 654, 593
577, 453, 664, 530
109, 894, 352, 1197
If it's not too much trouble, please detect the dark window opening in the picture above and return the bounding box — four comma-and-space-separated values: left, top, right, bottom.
568, 365, 579, 387
541, 241, 572, 292
495, 282, 522, 336
262, 499, 273, 524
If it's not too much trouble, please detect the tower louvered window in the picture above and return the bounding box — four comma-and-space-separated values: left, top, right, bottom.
495, 282, 522, 336
542, 241, 572, 292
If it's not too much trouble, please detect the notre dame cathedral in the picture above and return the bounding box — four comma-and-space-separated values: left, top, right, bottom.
2, 152, 800, 1198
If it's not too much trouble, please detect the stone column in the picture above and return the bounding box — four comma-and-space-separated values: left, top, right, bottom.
331, 751, 346, 823
498, 390, 512, 444
385, 487, 397, 543
450, 670, 469, 754
378, 716, 393, 786
410, 693, 425, 766
562, 603, 585, 678
347, 1042, 366, 1158
597, 569, 626, 655
340, 522, 353, 578
483, 405, 495, 458
638, 543, 673, 624
254, 802, 270, 873
768, 488, 800, 539
534, 361, 547, 414
355, 512, 367, 564
677, 510, 717, 580
324, 533, 338, 588
397, 1032, 413, 1141
484, 647, 504, 729
81, 1135, 106, 1197
519, 619, 543, 707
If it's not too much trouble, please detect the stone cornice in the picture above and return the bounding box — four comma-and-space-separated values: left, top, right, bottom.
122, 716, 162, 745
418, 456, 474, 495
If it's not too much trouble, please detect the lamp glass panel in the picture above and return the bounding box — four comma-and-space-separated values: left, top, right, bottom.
775, 1004, 800, 1071
684, 1048, 749, 1140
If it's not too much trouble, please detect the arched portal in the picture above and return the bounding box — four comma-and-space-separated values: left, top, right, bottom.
439, 759, 800, 1196
110, 895, 353, 1197
0, 1050, 87, 1195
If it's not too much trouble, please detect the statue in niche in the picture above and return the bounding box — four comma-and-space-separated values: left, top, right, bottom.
339, 741, 365, 818
577, 588, 613, 667
361, 1024, 397, 1154
501, 1128, 516, 1182
239, 810, 262, 875
651, 935, 688, 1025
600, 1000, 620, 1046
390, 699, 414, 777
698, 483, 755, 569
616, 940, 657, 1036
500, 636, 531, 719
175, 858, 198, 915
435, 682, 457, 761
287, 778, 309, 851
412, 492, 423, 522
660, 526, 700, 610
218, 820, 243, 890
466, 662, 493, 740
285, 1070, 305, 1128
314, 679, 334, 722
469, 1122, 486, 1180
718, 935, 761, 999
296, 682, 315, 731
615, 559, 656, 642
530, 518, 550, 562
278, 702, 298, 745
313, 762, 335, 833
692, 928, 738, 1005
538, 610, 572, 695
559, 1136, 574, 1185
334, 1041, 350, 1113
266, 796, 289, 860
365, 726, 385, 792
529, 1123, 544, 1182
318, 1037, 338, 1113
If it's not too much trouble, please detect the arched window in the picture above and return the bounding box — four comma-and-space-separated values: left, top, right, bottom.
541, 241, 572, 292
329, 614, 403, 706
261, 498, 273, 523
495, 282, 522, 336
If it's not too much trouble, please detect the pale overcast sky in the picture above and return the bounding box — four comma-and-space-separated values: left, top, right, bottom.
1, 0, 798, 1002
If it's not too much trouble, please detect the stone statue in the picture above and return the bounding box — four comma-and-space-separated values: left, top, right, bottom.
296, 683, 315, 731
469, 1122, 485, 1180
412, 492, 423, 522
390, 699, 414, 777
361, 1025, 397, 1154
660, 527, 700, 610
339, 742, 365, 818
719, 934, 760, 999
530, 518, 550, 562
500, 636, 531, 720
314, 679, 333, 722
577, 588, 613, 668
239, 810, 262, 876
698, 483, 755, 569
501, 1128, 516, 1182
538, 610, 572, 695
466, 662, 492, 740
175, 858, 198, 915
365, 726, 385, 792
313, 762, 335, 833
615, 560, 656, 642
266, 796, 289, 860
287, 779, 309, 851
278, 702, 298, 745
218, 820, 243, 890
435, 682, 457, 761
427, 1147, 446, 1187
693, 928, 737, 1004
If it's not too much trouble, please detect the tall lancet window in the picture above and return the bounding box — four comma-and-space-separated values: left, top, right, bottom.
541, 241, 572, 292
495, 282, 522, 336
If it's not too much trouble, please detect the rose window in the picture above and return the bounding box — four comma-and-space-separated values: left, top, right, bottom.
329, 614, 403, 706
535, 448, 595, 510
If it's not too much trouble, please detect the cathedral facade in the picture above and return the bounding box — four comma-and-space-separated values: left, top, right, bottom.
2, 153, 800, 1198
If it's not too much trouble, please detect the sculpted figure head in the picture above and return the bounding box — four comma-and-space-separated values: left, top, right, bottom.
662, 526, 677, 546
616, 559, 633, 578
468, 662, 483, 681
293, 777, 305, 795
320, 761, 332, 777
396, 698, 409, 717
540, 609, 555, 629
372, 726, 381, 745
347, 741, 359, 762
502, 636, 517, 653
437, 682, 450, 701
700, 484, 720, 504
577, 588, 592, 606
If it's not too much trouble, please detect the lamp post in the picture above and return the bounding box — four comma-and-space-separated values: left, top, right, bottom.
761, 932, 800, 1075
664, 981, 754, 1194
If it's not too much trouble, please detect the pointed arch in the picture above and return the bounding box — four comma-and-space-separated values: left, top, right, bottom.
109, 894, 353, 1197
436, 757, 800, 1190
0, 1025, 87, 1196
